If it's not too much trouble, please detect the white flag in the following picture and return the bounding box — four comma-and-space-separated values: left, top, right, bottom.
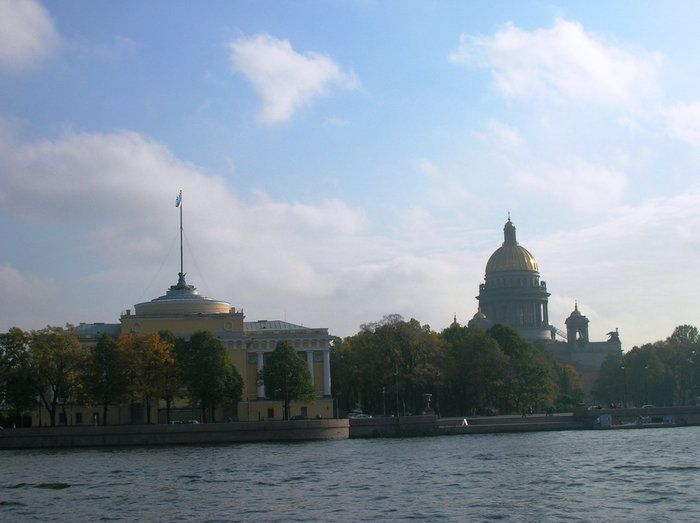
175, 191, 182, 207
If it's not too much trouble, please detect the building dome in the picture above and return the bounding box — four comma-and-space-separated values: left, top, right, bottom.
568, 302, 583, 317
468, 307, 492, 330
485, 219, 539, 273
134, 273, 231, 316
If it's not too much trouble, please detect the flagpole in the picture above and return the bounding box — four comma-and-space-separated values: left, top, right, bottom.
179, 190, 183, 278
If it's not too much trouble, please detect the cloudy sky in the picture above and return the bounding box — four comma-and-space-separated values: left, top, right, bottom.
2, 0, 700, 349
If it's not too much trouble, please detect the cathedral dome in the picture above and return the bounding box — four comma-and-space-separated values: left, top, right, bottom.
485, 219, 539, 273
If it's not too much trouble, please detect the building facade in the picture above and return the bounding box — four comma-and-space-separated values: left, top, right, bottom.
69, 271, 333, 425
469, 218, 621, 393
475, 218, 552, 341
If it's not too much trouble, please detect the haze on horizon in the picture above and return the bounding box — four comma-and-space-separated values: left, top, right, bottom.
1, 1, 700, 349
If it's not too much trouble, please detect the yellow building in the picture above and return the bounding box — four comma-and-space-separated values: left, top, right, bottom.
71, 271, 334, 424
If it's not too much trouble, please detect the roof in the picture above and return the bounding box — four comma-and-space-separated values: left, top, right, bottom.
76, 323, 121, 338
244, 320, 327, 334
133, 273, 231, 315
485, 219, 539, 273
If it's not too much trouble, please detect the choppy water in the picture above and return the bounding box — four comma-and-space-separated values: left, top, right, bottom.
2, 426, 700, 522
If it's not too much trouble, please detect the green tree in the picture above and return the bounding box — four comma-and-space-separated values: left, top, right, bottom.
119, 333, 178, 424
331, 315, 446, 416
593, 326, 700, 407
487, 324, 556, 413
441, 323, 509, 416
259, 341, 315, 420
158, 330, 186, 424
552, 362, 585, 411
179, 330, 242, 422
667, 324, 699, 346
81, 333, 131, 425
29, 326, 85, 427
0, 328, 36, 426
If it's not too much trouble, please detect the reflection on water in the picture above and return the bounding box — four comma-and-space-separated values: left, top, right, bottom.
2, 426, 700, 521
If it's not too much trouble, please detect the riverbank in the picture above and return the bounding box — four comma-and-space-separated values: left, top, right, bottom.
3, 406, 700, 449
0, 419, 349, 450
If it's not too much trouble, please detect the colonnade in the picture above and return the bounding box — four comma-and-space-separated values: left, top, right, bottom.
255, 348, 331, 399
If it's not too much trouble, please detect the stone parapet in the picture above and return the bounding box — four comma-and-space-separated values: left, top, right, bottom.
0, 419, 349, 450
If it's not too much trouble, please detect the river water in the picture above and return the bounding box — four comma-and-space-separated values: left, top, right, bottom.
2, 426, 700, 522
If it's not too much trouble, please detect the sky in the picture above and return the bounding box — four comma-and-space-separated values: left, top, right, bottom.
2, 0, 700, 350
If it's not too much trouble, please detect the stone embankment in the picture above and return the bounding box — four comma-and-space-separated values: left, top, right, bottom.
4, 406, 700, 450
437, 413, 584, 434
574, 405, 700, 428
0, 419, 349, 450
349, 413, 584, 438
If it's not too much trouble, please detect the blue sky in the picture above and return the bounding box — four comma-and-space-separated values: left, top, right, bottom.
2, 0, 700, 349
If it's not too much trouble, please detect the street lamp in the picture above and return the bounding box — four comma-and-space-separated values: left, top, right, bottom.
621, 364, 628, 408
644, 364, 649, 406
435, 370, 441, 418
394, 364, 400, 417
284, 371, 291, 421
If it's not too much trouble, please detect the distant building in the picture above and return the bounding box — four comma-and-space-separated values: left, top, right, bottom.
70, 270, 333, 425
468, 218, 621, 393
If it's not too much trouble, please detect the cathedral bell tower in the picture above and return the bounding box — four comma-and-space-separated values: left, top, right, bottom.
565, 302, 590, 346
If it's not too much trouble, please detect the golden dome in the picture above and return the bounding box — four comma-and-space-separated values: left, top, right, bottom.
485, 219, 539, 273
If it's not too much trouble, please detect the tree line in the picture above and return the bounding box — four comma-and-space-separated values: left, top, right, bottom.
0, 326, 243, 427
330, 314, 584, 417
8, 318, 693, 426
593, 324, 700, 407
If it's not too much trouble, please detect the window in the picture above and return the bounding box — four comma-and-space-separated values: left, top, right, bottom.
300, 407, 308, 418
267, 407, 275, 420
75, 412, 83, 425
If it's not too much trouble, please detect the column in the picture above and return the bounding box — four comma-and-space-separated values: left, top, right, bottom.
306, 350, 315, 386
322, 350, 331, 396
257, 351, 265, 398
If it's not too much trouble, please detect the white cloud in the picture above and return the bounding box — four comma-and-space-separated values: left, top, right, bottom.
418, 158, 439, 177
481, 119, 522, 147
664, 101, 700, 148
514, 157, 627, 213
414, 159, 483, 218
0, 130, 210, 224
0, 128, 373, 319
1, 126, 698, 347
450, 18, 662, 107
529, 187, 700, 345
0, 0, 61, 72
229, 33, 359, 123
0, 264, 56, 301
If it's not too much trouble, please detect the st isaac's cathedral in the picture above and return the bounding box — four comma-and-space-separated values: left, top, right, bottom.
467, 218, 621, 391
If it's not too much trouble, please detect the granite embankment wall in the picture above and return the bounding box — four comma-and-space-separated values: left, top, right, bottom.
0, 419, 349, 450
351, 406, 700, 437
437, 414, 585, 434
5, 406, 700, 450
349, 415, 439, 438
349, 414, 583, 437
574, 405, 700, 427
